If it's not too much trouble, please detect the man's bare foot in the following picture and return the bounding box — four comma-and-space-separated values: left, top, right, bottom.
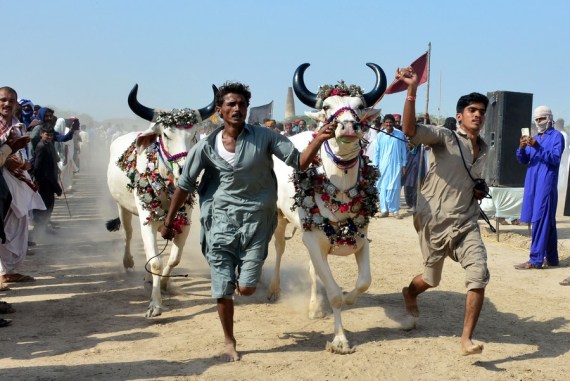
460, 339, 484, 356
219, 339, 240, 362
402, 287, 419, 317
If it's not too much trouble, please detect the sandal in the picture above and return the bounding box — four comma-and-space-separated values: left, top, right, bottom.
560, 277, 570, 286
514, 262, 542, 270
0, 301, 15, 314
0, 318, 12, 327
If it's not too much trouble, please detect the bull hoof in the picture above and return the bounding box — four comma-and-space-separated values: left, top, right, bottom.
266, 289, 280, 302
145, 306, 163, 318
325, 340, 356, 354
123, 257, 134, 269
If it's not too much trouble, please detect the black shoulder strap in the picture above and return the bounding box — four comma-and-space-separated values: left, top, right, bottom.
452, 132, 496, 233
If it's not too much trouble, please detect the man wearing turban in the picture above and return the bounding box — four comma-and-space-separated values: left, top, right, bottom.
514, 106, 564, 269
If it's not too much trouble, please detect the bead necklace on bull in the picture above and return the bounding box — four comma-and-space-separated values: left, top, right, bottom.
290, 63, 386, 248
116, 84, 216, 231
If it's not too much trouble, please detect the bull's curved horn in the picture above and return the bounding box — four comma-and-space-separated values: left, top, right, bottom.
197, 85, 217, 121
128, 84, 154, 122
362, 63, 387, 108
292, 63, 319, 108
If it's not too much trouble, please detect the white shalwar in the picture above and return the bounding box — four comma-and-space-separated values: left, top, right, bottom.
0, 168, 46, 274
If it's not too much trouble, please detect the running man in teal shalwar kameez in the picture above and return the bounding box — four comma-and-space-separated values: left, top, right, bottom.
161, 82, 334, 362
372, 114, 408, 218
514, 105, 564, 269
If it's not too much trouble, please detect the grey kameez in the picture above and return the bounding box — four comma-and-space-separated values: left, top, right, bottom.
410, 124, 490, 288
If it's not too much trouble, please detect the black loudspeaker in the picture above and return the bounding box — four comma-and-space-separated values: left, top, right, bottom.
483, 91, 533, 187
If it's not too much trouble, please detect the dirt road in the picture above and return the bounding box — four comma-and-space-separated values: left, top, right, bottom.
1, 159, 569, 381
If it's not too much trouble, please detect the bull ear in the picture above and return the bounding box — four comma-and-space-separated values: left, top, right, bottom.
305, 110, 325, 123
135, 128, 159, 152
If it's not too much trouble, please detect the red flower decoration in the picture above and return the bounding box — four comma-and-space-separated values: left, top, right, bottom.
329, 88, 349, 97
339, 204, 349, 212
321, 193, 330, 202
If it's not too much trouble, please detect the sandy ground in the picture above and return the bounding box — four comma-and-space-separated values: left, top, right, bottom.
1, 155, 569, 381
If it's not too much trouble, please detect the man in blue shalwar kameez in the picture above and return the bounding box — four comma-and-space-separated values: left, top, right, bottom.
372, 114, 408, 218
160, 82, 334, 362
514, 105, 564, 269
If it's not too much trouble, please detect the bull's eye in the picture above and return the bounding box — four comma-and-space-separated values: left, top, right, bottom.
323, 105, 330, 111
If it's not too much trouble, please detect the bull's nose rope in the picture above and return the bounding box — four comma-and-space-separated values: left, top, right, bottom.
325, 107, 360, 125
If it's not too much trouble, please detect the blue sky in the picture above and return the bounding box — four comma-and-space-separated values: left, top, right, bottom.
4, 0, 570, 125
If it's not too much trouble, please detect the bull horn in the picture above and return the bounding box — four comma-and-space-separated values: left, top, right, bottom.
197, 85, 218, 121
128, 84, 154, 122
292, 63, 319, 109
361, 63, 387, 108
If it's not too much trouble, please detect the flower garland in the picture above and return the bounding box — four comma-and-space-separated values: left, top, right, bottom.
290, 153, 379, 248
317, 80, 364, 101
155, 108, 200, 129
116, 140, 195, 232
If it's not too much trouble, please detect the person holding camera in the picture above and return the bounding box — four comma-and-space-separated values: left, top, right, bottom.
514, 106, 564, 270
396, 66, 490, 356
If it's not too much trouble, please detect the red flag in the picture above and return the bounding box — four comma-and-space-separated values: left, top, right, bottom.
385, 51, 428, 94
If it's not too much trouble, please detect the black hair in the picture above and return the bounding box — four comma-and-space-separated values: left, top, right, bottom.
215, 81, 251, 107
0, 86, 17, 98
456, 92, 489, 113
383, 114, 395, 123
443, 117, 457, 131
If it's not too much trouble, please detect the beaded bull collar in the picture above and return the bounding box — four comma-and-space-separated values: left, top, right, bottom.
117, 140, 194, 232
291, 151, 379, 248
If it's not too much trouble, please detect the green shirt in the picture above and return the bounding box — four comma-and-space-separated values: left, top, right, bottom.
178, 124, 301, 253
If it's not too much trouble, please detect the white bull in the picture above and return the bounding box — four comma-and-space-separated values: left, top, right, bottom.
268, 63, 386, 353
106, 84, 216, 317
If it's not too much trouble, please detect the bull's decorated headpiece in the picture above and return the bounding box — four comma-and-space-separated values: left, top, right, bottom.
154, 109, 200, 129
317, 81, 364, 101
293, 63, 387, 110
127, 84, 217, 128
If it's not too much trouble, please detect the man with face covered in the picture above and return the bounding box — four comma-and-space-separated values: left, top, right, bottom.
514, 106, 564, 269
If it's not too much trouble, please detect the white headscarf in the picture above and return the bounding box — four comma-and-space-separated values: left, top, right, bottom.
533, 105, 553, 133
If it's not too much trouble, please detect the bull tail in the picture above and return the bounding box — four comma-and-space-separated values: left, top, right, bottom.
105, 217, 121, 232
284, 227, 297, 241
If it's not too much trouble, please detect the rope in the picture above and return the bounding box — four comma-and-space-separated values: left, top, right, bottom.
144, 239, 189, 278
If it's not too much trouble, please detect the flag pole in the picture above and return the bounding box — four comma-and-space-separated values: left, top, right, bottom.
424, 42, 431, 124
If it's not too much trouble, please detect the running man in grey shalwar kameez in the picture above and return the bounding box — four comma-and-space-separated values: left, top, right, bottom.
161, 82, 334, 362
